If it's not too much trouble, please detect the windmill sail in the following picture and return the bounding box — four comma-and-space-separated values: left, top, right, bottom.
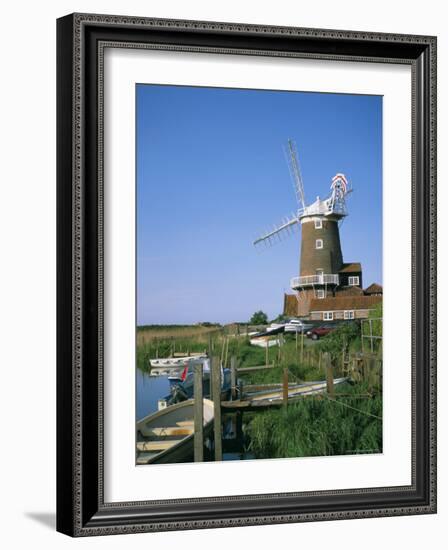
285, 139, 306, 211
254, 139, 305, 248
253, 139, 351, 249
253, 214, 299, 247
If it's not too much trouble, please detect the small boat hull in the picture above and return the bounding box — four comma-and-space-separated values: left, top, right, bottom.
245, 377, 349, 403
136, 398, 214, 465
250, 337, 279, 348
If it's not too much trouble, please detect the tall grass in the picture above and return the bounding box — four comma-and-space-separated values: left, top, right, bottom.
137, 326, 346, 381
247, 382, 382, 458
137, 324, 221, 346
237, 336, 329, 385
136, 322, 381, 388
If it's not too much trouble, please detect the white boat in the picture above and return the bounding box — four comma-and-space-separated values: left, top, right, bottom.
268, 323, 284, 330
249, 323, 286, 340
136, 398, 214, 464
245, 377, 349, 403
249, 337, 280, 348
149, 354, 208, 379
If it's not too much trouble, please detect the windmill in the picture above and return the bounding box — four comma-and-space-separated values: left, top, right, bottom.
254, 139, 354, 317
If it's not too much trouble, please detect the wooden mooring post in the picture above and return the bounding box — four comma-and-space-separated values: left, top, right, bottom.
224, 337, 229, 369
324, 352, 334, 396
283, 368, 289, 407
230, 356, 237, 400
301, 330, 304, 363
364, 354, 381, 390
209, 333, 215, 356
236, 411, 243, 442
193, 363, 204, 462
211, 356, 223, 461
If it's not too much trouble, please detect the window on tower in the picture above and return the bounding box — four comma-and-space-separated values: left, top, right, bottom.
315, 239, 323, 249
316, 289, 325, 299
314, 219, 322, 229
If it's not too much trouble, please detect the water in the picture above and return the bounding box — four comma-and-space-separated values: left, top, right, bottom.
223, 452, 256, 461
136, 369, 172, 420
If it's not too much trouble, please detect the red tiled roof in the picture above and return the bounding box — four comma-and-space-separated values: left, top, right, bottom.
309, 295, 382, 312
336, 286, 365, 296
339, 262, 362, 273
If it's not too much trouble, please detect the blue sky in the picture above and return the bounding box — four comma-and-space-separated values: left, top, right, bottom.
136, 85, 382, 325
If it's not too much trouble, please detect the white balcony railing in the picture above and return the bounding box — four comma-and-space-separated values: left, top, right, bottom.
290, 274, 339, 288
300, 197, 347, 219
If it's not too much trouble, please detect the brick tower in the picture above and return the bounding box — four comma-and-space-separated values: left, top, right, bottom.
291, 197, 346, 316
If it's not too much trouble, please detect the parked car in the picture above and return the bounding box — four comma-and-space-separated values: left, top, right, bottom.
306, 323, 336, 340
284, 318, 314, 333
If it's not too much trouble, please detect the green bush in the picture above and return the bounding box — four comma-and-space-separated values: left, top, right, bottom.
316, 321, 361, 361
249, 311, 268, 325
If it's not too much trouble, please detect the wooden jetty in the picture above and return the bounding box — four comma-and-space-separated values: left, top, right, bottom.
221, 378, 349, 411
189, 355, 350, 456
237, 364, 276, 373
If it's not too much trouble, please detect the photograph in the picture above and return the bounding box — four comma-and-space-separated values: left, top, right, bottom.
0, 0, 441, 543
135, 84, 383, 465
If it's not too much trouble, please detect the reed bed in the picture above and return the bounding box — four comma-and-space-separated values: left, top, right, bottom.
137, 324, 221, 346
246, 382, 382, 458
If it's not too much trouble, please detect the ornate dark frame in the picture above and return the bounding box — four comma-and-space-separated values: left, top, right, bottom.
56, 13, 437, 537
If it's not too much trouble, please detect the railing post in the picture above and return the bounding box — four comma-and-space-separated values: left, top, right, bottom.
238, 379, 244, 401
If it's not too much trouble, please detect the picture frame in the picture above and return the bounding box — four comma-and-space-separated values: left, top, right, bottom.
56, 13, 437, 536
